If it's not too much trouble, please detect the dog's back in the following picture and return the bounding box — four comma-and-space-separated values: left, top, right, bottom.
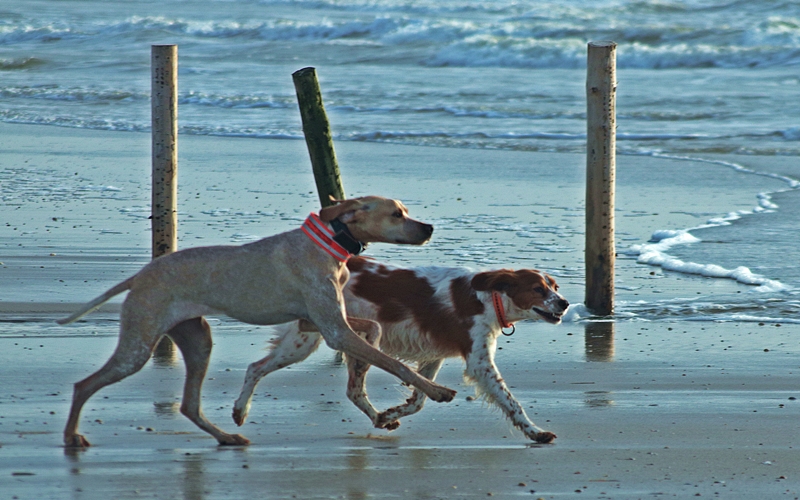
343, 257, 488, 362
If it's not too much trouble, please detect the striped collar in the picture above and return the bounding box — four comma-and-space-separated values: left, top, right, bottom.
301, 213, 363, 262
492, 291, 516, 336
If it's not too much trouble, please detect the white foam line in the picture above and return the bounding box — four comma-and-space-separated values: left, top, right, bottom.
623, 226, 790, 293
647, 152, 800, 189
622, 152, 799, 293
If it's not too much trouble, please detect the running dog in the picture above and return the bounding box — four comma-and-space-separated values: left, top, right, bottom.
58, 197, 456, 448
234, 256, 569, 443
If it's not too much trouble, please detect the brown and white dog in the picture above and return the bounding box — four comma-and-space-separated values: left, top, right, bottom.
234, 256, 569, 443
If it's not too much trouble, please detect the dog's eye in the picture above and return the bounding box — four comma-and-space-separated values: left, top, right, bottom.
534, 286, 545, 295
393, 211, 403, 218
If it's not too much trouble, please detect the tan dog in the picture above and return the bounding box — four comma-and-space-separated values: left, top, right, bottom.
58, 196, 456, 448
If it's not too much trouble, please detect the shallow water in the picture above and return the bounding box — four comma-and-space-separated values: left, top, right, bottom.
2, 0, 800, 155
1, 1, 799, 324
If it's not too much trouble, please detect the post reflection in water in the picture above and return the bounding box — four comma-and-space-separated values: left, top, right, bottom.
584, 321, 615, 408
151, 333, 182, 418
345, 443, 440, 499
584, 321, 615, 362
346, 448, 369, 500
181, 455, 206, 500
153, 336, 179, 365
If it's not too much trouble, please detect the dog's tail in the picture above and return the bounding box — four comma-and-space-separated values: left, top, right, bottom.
56, 277, 135, 325
267, 321, 302, 350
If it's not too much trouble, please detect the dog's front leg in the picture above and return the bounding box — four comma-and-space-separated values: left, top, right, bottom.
465, 343, 556, 444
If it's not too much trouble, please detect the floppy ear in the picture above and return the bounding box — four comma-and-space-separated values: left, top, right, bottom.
319, 197, 364, 223
471, 270, 518, 293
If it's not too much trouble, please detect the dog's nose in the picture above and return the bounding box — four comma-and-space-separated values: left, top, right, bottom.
558, 298, 569, 310
423, 224, 434, 237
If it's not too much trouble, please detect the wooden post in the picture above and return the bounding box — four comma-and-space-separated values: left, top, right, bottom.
585, 41, 616, 316
292, 67, 346, 207
151, 45, 178, 358
151, 44, 178, 259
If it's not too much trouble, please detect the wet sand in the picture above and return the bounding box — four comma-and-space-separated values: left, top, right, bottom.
1, 124, 799, 499
2, 318, 798, 499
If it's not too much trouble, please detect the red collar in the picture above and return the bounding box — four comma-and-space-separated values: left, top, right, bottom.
491, 291, 513, 328
301, 213, 353, 262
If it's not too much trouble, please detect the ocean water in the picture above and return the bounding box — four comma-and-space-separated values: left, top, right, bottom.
1, 0, 799, 324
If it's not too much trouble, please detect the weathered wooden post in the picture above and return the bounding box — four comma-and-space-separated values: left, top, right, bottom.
292, 67, 346, 207
585, 41, 616, 316
151, 44, 178, 259
151, 44, 178, 357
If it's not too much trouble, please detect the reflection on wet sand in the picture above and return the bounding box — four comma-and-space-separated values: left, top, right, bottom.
151, 335, 182, 419
585, 321, 615, 362
584, 322, 615, 408
151, 337, 181, 418
153, 400, 181, 417
346, 449, 370, 500
584, 390, 615, 408
345, 442, 533, 499
182, 455, 206, 500
153, 337, 178, 365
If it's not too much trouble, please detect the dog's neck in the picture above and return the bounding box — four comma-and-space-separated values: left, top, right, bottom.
491, 291, 516, 336
301, 213, 365, 262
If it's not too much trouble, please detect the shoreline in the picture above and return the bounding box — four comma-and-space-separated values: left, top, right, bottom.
2, 122, 793, 311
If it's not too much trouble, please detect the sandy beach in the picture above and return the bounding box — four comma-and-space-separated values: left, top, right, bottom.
2, 124, 799, 499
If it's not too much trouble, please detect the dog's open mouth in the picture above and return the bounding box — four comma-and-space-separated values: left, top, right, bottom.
533, 308, 563, 324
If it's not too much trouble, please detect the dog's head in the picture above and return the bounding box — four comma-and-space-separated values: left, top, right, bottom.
472, 268, 569, 324
319, 196, 433, 245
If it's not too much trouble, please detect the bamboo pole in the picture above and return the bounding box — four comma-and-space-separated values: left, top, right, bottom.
292, 67, 345, 207
151, 44, 178, 259
585, 41, 617, 316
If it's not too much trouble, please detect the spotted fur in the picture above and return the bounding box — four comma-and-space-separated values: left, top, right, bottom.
233, 256, 569, 443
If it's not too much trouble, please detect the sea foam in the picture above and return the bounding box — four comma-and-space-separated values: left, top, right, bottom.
625, 223, 790, 293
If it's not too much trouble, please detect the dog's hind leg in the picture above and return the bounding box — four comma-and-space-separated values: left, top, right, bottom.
309, 283, 456, 403
232, 320, 322, 426
168, 317, 250, 446
64, 313, 162, 448
375, 359, 443, 430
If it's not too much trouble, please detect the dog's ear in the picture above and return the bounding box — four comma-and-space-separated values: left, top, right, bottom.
319, 197, 364, 223
471, 270, 518, 293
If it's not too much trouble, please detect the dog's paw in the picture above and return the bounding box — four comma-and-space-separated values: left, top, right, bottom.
232, 407, 248, 427
533, 431, 557, 444
64, 433, 91, 448
218, 433, 251, 446
376, 417, 401, 431
382, 421, 401, 431
428, 386, 457, 403
375, 412, 401, 431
